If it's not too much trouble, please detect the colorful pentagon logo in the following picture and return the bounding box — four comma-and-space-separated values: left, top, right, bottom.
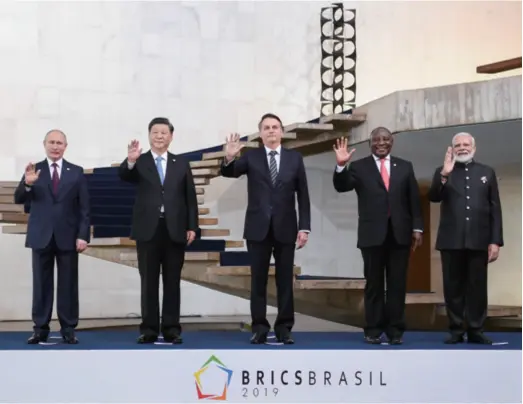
194, 355, 233, 400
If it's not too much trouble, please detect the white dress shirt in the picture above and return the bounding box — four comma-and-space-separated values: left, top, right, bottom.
48, 157, 64, 178
265, 145, 282, 171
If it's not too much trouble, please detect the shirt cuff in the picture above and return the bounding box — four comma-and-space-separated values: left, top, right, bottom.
299, 230, 310, 233
335, 165, 346, 173
413, 229, 423, 233
127, 161, 136, 169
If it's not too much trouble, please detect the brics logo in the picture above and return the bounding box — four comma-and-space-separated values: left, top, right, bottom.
194, 355, 233, 400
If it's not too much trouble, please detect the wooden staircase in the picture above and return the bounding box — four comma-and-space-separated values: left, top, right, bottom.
0, 112, 520, 331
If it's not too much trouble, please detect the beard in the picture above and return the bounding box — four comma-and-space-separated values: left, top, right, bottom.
454, 151, 475, 163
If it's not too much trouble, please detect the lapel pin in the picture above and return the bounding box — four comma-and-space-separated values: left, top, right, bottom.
172, 158, 176, 162
66, 167, 70, 171
393, 163, 397, 167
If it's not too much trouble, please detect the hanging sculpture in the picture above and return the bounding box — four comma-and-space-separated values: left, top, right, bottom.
320, 3, 357, 116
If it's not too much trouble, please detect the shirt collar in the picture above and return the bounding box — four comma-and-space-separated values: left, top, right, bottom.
47, 158, 63, 168
373, 154, 390, 161
265, 145, 282, 155
151, 150, 168, 160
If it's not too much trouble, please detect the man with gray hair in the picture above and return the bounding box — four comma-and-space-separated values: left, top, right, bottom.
14, 130, 90, 344
429, 132, 503, 344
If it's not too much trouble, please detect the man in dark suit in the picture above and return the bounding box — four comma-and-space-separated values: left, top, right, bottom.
221, 113, 311, 344
119, 117, 198, 344
429, 132, 502, 345
14, 129, 90, 344
332, 128, 423, 345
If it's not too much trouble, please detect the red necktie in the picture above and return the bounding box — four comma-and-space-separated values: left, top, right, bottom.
380, 158, 389, 191
51, 163, 59, 195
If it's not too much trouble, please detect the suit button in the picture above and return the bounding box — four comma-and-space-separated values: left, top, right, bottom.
466, 217, 470, 220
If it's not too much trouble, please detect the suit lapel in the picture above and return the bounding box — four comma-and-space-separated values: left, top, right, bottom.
366, 156, 386, 190
37, 160, 53, 197
164, 152, 177, 185
388, 156, 399, 191
276, 148, 290, 186
258, 148, 272, 186
56, 159, 73, 197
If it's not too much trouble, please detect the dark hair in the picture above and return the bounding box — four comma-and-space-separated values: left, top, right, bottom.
370, 126, 392, 138
258, 113, 283, 130
148, 117, 174, 133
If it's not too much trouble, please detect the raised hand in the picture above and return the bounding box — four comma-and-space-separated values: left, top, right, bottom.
127, 140, 142, 163
441, 146, 455, 176
24, 162, 41, 186
333, 137, 355, 167
224, 133, 245, 162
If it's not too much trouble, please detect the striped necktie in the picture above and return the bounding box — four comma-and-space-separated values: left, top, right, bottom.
269, 150, 278, 185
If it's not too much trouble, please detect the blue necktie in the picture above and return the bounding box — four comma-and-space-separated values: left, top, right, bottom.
156, 156, 164, 184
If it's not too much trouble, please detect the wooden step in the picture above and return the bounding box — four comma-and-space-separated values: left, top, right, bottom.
405, 293, 444, 305
0, 182, 17, 188
200, 228, 230, 237
0, 188, 15, 195
190, 159, 221, 168
247, 132, 297, 142
294, 278, 365, 290
319, 113, 366, 130
194, 177, 210, 186
89, 237, 244, 248
192, 168, 219, 178
2, 224, 27, 234
2, 223, 230, 237
0, 195, 14, 203
0, 204, 23, 213
207, 265, 301, 276
119, 251, 220, 262
196, 187, 205, 195
198, 207, 210, 215
199, 217, 218, 226
284, 123, 334, 136
0, 213, 28, 223
197, 195, 204, 204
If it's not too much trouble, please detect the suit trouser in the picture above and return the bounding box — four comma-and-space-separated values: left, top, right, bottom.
360, 222, 411, 338
247, 221, 295, 335
32, 235, 79, 336
136, 218, 185, 336
440, 249, 488, 335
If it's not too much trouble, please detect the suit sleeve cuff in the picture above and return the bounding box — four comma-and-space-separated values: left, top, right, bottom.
413, 229, 423, 233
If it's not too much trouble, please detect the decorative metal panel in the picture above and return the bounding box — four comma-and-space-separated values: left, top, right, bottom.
320, 3, 356, 116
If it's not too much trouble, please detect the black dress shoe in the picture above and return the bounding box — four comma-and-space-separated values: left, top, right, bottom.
62, 334, 79, 344
163, 334, 183, 344
137, 334, 158, 344
364, 335, 382, 344
250, 331, 268, 344
276, 331, 295, 345
27, 333, 47, 344
467, 333, 492, 345
388, 337, 403, 345
444, 334, 465, 344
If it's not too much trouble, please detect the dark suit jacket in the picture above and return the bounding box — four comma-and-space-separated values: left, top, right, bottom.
118, 151, 199, 243
333, 155, 423, 248
14, 159, 90, 251
220, 147, 311, 243
428, 161, 503, 251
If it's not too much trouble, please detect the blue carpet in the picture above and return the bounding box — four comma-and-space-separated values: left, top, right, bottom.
0, 331, 519, 351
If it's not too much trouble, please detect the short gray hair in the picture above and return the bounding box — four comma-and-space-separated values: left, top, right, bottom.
44, 129, 68, 143
452, 132, 475, 147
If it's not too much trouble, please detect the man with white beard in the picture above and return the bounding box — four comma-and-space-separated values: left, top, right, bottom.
429, 132, 503, 345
